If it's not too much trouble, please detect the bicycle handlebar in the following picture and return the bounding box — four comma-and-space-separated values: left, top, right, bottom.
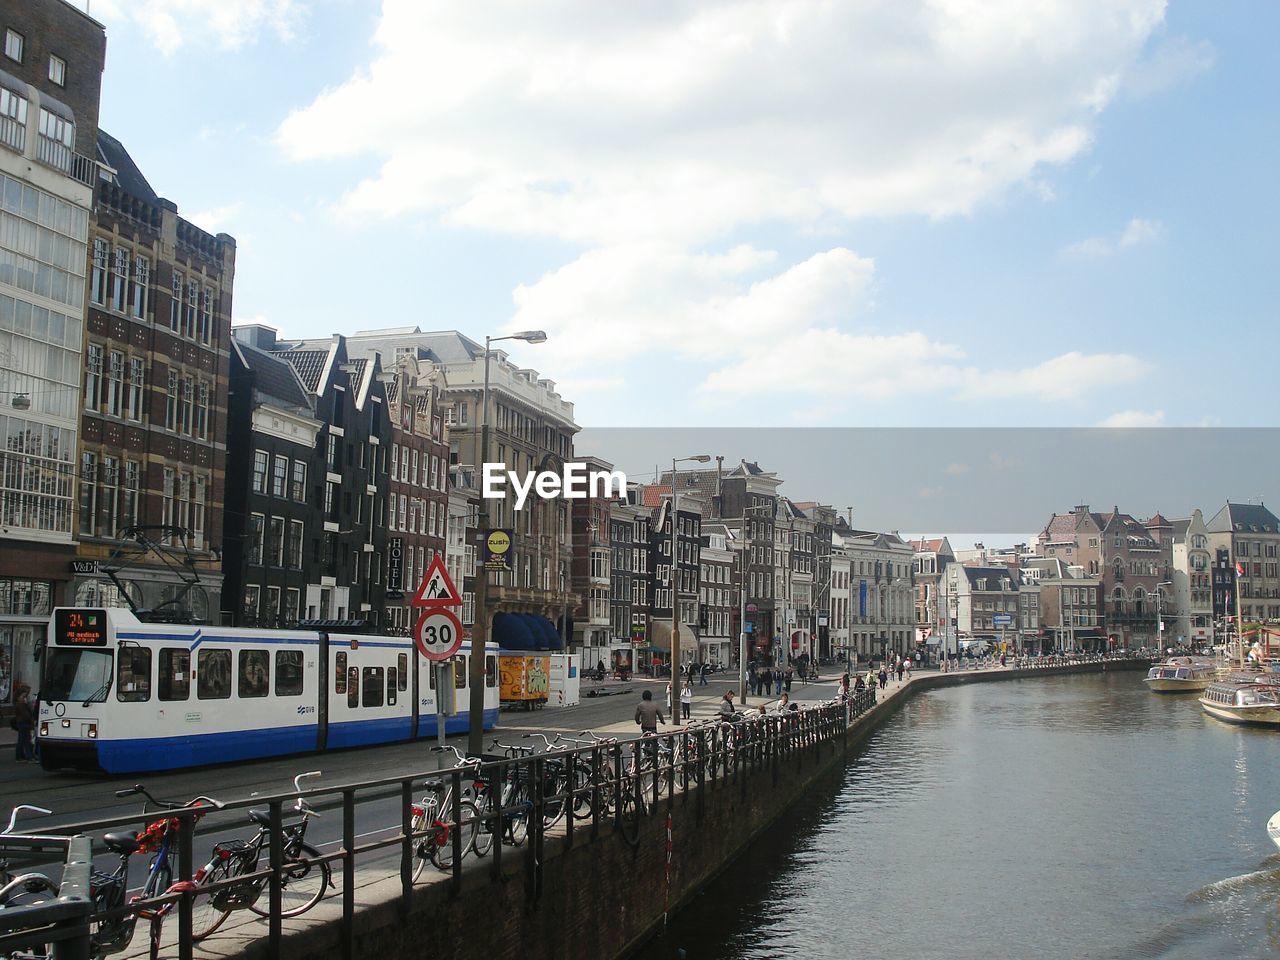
115, 785, 225, 811
3, 805, 51, 835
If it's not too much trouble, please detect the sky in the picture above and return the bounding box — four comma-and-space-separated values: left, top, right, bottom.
77, 0, 1278, 435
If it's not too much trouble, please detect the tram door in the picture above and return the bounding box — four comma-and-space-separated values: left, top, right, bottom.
411, 643, 421, 739
316, 632, 329, 751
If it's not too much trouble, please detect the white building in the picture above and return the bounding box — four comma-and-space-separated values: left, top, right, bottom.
1169, 509, 1213, 649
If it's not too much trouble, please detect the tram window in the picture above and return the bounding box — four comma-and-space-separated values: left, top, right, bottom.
387, 666, 397, 706
275, 650, 304, 697
197, 649, 232, 700
347, 666, 359, 708
116, 647, 152, 703
158, 648, 190, 701
427, 665, 435, 690
453, 655, 467, 689
397, 653, 408, 691
363, 667, 384, 707
335, 653, 347, 695
238, 650, 270, 698
486, 656, 497, 688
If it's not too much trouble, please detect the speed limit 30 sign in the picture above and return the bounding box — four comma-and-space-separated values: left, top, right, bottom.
414, 607, 464, 661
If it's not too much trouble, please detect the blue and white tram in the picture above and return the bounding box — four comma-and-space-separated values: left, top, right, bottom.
36, 607, 500, 774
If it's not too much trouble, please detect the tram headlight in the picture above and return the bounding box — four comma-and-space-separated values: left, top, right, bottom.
86, 723, 98, 739
39, 722, 48, 737
61, 718, 71, 728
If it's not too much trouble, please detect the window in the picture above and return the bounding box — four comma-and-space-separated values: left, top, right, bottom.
90, 239, 108, 304
186, 279, 198, 339
121, 460, 139, 527
179, 377, 192, 434
287, 520, 304, 569
79, 451, 97, 536
84, 344, 102, 410
284, 589, 300, 622
268, 516, 284, 565
197, 649, 232, 699
170, 272, 183, 330
347, 666, 359, 707
386, 667, 397, 706
272, 456, 288, 498
335, 652, 347, 694
275, 650, 304, 696
453, 655, 468, 689
195, 382, 209, 439
105, 350, 123, 416
110, 247, 127, 312
243, 585, 260, 623
130, 255, 148, 318
238, 650, 269, 698
127, 358, 145, 421
100, 455, 118, 536
192, 476, 206, 549
165, 369, 178, 430
252, 450, 269, 494
200, 286, 213, 344
291, 461, 306, 501
116, 647, 151, 702
158, 648, 190, 701
248, 512, 264, 565
397, 653, 409, 691
48, 54, 65, 86
4, 30, 23, 63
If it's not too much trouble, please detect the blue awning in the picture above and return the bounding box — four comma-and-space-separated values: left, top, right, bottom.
493, 612, 536, 651
522, 614, 564, 651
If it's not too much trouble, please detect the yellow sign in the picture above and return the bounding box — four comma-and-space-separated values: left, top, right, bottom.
499, 655, 551, 702
484, 528, 513, 571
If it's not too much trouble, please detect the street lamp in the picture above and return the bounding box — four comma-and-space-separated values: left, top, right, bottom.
670, 454, 710, 710
468, 329, 547, 755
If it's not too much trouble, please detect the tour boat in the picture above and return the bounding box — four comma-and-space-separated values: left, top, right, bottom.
1143, 657, 1219, 693
1198, 678, 1280, 727
1268, 810, 1280, 852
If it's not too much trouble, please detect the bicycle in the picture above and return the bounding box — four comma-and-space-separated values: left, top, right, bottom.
410, 748, 481, 880
93, 785, 222, 958
189, 771, 329, 940
0, 805, 58, 912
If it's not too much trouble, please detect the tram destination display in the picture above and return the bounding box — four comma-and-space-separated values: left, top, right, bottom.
55, 608, 108, 646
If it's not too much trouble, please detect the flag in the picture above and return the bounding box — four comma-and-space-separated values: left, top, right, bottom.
1236, 561, 1246, 577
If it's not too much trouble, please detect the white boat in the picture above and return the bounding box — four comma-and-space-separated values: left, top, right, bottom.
1198, 679, 1280, 727
1143, 657, 1218, 693
1268, 810, 1280, 852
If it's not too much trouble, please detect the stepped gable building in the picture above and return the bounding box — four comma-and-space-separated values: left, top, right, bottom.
345, 328, 577, 648
223, 328, 319, 626
1168, 509, 1213, 648
261, 331, 392, 626
74, 132, 235, 622
568, 453, 615, 655
910, 536, 954, 649
0, 0, 105, 699
1206, 502, 1280, 629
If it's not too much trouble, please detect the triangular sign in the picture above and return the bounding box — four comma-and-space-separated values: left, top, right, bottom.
411, 553, 462, 608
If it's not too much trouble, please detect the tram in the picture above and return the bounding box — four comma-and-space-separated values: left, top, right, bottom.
35, 607, 500, 774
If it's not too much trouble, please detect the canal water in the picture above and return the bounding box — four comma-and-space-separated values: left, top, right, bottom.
638, 672, 1280, 960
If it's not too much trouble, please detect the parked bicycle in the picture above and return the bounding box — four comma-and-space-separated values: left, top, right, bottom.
189, 772, 329, 940
410, 748, 483, 880
93, 785, 222, 957
0, 805, 58, 912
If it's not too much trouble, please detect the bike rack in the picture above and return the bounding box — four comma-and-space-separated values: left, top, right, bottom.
0, 833, 94, 960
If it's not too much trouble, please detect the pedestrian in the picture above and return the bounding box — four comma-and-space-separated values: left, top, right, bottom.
840, 673, 850, 699
866, 668, 876, 690
905, 657, 913, 679
896, 661, 905, 683
718, 689, 738, 721
775, 692, 791, 713
700, 662, 710, 686
784, 666, 793, 693
13, 690, 35, 762
878, 667, 888, 690
760, 667, 771, 696
635, 688, 665, 734
774, 669, 784, 697
680, 679, 693, 721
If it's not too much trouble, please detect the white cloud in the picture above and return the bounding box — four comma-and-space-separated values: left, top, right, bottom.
944, 463, 970, 476
279, 0, 1166, 244
1062, 216, 1164, 258
89, 0, 303, 55
186, 202, 244, 235
1097, 409, 1166, 428
1123, 36, 1216, 99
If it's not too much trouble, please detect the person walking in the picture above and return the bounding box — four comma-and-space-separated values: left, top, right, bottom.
13, 690, 35, 762
896, 660, 905, 683
679, 680, 693, 721
866, 668, 876, 690
784, 666, 793, 693
774, 668, 784, 697
700, 662, 710, 686
878, 667, 888, 690
905, 657, 913, 679
718, 689, 738, 721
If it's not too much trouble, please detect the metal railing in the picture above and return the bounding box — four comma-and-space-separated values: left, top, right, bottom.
1, 692, 876, 960
0, 833, 94, 960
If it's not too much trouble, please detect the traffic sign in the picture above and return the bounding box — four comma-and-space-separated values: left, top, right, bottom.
414, 608, 464, 661
411, 554, 462, 608
993, 614, 1013, 626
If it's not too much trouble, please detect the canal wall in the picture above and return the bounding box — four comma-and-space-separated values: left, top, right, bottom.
242, 660, 1148, 960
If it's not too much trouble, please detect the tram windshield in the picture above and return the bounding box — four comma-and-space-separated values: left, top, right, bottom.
43, 648, 113, 702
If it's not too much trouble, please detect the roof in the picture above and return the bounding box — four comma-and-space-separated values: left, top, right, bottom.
1206, 502, 1280, 535
958, 566, 1020, 590
1145, 513, 1170, 527
276, 349, 329, 392
638, 485, 671, 508
911, 538, 947, 553
96, 130, 159, 204
234, 341, 312, 412
1168, 518, 1192, 540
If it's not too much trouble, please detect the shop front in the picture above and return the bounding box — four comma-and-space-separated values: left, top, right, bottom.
0, 578, 56, 711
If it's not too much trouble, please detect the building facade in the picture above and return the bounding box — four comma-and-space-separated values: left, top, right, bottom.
1169, 509, 1213, 649
1207, 502, 1280, 634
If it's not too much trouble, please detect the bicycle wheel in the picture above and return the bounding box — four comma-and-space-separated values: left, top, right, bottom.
504, 784, 530, 847
247, 844, 330, 918
469, 793, 495, 858
429, 801, 477, 871
409, 808, 433, 882
190, 859, 234, 940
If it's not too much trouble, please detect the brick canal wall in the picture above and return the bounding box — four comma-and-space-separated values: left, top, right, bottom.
252, 660, 1148, 960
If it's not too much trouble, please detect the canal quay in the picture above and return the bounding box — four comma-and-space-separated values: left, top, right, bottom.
9, 658, 1207, 960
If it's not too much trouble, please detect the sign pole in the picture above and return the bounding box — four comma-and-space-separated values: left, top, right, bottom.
436, 662, 447, 769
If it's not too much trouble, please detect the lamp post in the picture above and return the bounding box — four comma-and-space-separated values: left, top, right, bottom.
670, 454, 710, 711
468, 329, 547, 755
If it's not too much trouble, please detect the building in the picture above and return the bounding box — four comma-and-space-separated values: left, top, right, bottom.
222, 331, 320, 627
828, 537, 852, 663
1206, 501, 1280, 631
698, 523, 734, 666
839, 521, 915, 660
944, 564, 1021, 652
74, 132, 235, 622
605, 499, 640, 671
262, 332, 392, 625
1169, 509, 1213, 649
716, 461, 783, 661
910, 536, 955, 651
639, 486, 704, 672
345, 327, 577, 646
569, 454, 614, 655
1023, 557, 1104, 653
0, 0, 104, 700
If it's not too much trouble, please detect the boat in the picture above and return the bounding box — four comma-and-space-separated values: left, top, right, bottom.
1198, 677, 1280, 727
1268, 810, 1280, 852
1143, 657, 1219, 693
